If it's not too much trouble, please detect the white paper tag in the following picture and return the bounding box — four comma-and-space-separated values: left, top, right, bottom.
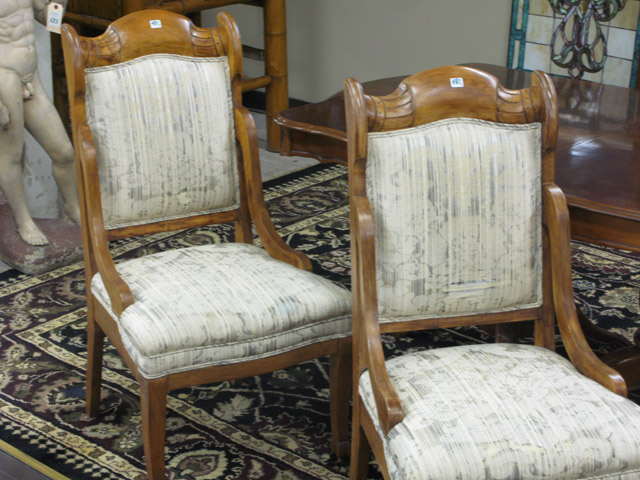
46, 2, 65, 34
450, 77, 464, 88
150, 20, 162, 29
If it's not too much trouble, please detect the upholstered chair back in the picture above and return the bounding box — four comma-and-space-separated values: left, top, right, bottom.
85, 54, 239, 229
345, 66, 640, 480
366, 118, 543, 320
61, 11, 355, 479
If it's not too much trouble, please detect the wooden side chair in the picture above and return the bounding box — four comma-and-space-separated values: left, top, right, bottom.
61, 10, 351, 479
345, 65, 640, 480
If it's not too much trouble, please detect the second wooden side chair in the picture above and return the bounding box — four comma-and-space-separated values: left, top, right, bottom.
345, 65, 640, 480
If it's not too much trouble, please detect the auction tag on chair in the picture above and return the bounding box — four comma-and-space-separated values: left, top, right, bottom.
46, 1, 67, 34
150, 19, 163, 29
450, 77, 464, 88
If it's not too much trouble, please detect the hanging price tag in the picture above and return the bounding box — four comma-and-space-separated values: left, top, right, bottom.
46, 1, 67, 34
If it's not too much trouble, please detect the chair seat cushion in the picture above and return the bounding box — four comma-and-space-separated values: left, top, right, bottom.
360, 343, 640, 480
92, 243, 352, 378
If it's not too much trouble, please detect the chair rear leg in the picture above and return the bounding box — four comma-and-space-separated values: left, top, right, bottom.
329, 339, 352, 458
140, 377, 168, 480
85, 313, 105, 417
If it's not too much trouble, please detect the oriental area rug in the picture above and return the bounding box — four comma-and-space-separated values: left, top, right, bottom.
0, 163, 639, 480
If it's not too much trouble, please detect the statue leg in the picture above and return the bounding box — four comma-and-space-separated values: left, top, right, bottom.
24, 72, 80, 225
0, 69, 49, 246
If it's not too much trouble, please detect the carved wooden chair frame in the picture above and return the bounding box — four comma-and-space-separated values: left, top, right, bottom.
344, 65, 628, 479
61, 10, 351, 479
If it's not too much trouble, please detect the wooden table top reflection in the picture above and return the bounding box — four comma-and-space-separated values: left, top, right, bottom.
275, 63, 640, 252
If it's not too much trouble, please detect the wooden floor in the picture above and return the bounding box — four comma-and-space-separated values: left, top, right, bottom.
0, 449, 52, 480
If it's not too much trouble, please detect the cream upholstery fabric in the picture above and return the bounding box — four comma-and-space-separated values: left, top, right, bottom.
366, 119, 542, 321
360, 343, 640, 480
92, 243, 352, 379
85, 54, 239, 229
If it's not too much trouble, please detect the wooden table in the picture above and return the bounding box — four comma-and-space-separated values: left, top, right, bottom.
276, 63, 640, 252
275, 63, 640, 387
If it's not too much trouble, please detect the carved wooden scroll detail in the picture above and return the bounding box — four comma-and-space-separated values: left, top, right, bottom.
190, 24, 225, 57
361, 79, 544, 137
82, 27, 122, 68
81, 24, 224, 69
496, 83, 542, 125
364, 82, 415, 132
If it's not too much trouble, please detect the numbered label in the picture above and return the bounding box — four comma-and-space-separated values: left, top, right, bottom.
46, 2, 64, 34
450, 77, 464, 88
150, 20, 163, 29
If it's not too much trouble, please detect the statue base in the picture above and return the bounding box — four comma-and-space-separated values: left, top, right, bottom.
0, 191, 82, 276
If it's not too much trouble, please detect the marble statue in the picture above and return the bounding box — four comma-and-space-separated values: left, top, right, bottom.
0, 0, 80, 245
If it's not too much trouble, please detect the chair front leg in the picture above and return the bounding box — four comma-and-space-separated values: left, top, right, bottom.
140, 377, 168, 480
85, 306, 105, 417
349, 397, 371, 480
329, 338, 352, 457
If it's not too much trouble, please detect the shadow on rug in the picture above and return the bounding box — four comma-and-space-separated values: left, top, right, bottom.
0, 164, 638, 479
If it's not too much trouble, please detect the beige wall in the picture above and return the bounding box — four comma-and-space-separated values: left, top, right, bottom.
23, 3, 513, 218
203, 0, 513, 102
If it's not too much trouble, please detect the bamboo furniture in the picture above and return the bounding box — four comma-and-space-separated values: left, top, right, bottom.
345, 65, 640, 480
54, 0, 288, 150
61, 11, 351, 479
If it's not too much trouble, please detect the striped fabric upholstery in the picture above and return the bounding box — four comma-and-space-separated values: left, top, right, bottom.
360, 343, 640, 480
85, 54, 239, 229
366, 118, 542, 321
91, 243, 352, 379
